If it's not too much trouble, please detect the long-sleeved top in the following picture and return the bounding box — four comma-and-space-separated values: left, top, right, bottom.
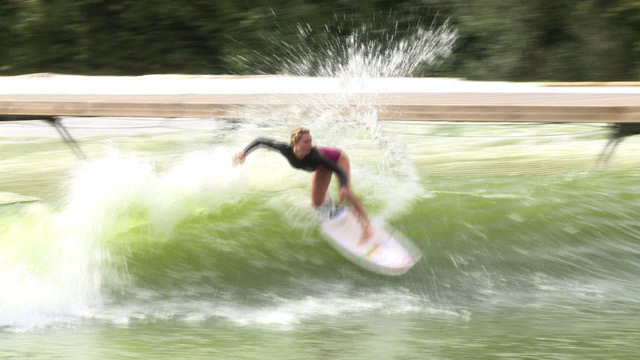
242, 137, 348, 187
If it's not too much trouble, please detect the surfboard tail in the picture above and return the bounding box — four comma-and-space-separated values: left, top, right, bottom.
320, 207, 422, 276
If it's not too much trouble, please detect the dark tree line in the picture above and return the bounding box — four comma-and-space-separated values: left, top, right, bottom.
1, 0, 638, 80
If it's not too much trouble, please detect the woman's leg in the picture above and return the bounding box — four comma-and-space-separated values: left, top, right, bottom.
336, 153, 364, 215
311, 167, 333, 207
313, 151, 371, 240
336, 153, 371, 240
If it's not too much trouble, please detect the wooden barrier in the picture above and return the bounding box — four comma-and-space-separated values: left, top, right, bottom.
1, 92, 639, 123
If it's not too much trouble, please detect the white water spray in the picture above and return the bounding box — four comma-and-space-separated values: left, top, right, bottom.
243, 18, 457, 217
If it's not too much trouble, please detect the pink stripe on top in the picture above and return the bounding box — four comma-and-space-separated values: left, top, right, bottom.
319, 147, 341, 163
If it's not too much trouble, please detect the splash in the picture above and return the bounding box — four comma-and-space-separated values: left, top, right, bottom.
239, 17, 457, 217
0, 149, 251, 330
280, 20, 457, 78
0, 202, 105, 330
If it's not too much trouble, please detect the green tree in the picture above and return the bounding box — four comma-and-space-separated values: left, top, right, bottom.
1, 0, 639, 80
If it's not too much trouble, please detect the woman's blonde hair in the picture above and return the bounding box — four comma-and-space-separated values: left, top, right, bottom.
290, 127, 310, 144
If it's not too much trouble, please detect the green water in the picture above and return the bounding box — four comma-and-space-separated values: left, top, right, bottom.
1, 119, 640, 359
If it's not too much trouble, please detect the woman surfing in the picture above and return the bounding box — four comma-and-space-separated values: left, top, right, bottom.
233, 127, 371, 242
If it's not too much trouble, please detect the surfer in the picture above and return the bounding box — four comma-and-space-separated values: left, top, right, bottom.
233, 127, 371, 241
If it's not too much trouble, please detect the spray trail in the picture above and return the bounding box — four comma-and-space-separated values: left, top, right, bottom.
282, 20, 457, 78
238, 18, 457, 216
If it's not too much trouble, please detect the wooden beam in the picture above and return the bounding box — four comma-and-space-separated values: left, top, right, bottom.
1, 93, 639, 123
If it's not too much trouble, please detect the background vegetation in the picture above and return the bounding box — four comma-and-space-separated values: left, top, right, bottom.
1, 0, 639, 80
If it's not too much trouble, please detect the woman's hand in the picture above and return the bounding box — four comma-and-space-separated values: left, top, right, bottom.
232, 152, 246, 166
339, 187, 350, 203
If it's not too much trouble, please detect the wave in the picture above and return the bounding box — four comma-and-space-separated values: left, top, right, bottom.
4, 143, 640, 331
0, 131, 425, 328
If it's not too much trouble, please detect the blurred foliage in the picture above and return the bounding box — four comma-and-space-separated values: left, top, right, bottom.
0, 0, 638, 80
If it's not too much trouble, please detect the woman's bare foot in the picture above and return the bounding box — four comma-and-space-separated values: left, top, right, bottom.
359, 221, 372, 244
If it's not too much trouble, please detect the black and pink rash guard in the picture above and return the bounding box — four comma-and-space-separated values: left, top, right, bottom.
242, 137, 348, 188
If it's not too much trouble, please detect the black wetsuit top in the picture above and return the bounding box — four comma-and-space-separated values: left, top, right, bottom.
243, 137, 348, 188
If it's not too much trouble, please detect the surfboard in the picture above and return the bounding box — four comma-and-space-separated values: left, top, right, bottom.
319, 202, 422, 275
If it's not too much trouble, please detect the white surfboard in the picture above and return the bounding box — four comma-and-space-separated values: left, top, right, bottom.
319, 203, 422, 275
